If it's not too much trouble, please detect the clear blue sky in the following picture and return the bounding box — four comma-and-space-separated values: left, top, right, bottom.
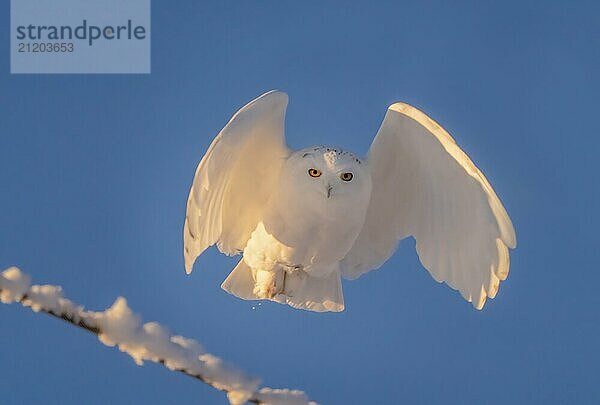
1, 1, 599, 404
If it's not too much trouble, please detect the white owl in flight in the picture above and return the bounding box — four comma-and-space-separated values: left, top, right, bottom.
184, 91, 516, 312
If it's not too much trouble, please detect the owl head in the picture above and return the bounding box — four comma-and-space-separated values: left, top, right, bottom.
279, 146, 372, 214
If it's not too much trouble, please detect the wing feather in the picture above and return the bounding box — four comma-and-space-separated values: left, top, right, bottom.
183, 91, 290, 274
341, 103, 516, 309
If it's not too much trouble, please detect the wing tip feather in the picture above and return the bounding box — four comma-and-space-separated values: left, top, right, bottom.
253, 89, 288, 108
387, 102, 457, 144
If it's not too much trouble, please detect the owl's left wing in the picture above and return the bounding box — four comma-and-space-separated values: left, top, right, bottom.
184, 91, 290, 274
341, 103, 516, 309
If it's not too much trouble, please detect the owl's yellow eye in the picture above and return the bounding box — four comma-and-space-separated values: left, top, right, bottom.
340, 172, 354, 182
308, 168, 322, 178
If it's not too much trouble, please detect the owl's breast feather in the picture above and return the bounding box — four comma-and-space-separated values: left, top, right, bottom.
242, 197, 367, 277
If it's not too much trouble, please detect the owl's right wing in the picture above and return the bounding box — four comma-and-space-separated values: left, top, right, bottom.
341, 103, 516, 309
184, 91, 290, 274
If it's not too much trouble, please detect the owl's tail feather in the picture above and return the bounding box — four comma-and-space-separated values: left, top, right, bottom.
221, 259, 345, 312
220, 259, 257, 300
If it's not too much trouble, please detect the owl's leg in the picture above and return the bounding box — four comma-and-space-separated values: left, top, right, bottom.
280, 267, 307, 298
252, 267, 284, 299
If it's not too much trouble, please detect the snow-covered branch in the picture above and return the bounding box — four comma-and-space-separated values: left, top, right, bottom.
0, 267, 316, 405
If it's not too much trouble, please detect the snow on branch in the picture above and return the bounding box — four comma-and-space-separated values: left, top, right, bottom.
0, 267, 316, 405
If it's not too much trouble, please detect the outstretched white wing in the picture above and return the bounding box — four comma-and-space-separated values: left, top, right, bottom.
341, 103, 516, 309
184, 91, 290, 274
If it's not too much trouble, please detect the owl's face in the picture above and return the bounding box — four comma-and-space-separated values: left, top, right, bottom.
279, 146, 372, 215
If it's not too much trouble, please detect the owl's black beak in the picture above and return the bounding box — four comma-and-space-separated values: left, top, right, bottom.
326, 184, 333, 198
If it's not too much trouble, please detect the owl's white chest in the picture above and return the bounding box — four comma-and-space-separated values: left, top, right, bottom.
242, 193, 367, 278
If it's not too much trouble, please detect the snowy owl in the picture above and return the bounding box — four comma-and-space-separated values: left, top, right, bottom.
183, 91, 516, 312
